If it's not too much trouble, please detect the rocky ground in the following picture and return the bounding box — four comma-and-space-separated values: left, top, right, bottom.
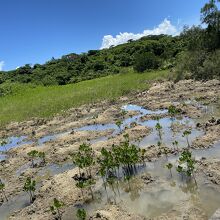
0, 79, 220, 220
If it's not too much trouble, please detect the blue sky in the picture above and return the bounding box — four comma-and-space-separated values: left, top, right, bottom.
0, 0, 207, 71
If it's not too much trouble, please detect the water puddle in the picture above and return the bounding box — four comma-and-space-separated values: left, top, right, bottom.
63, 152, 220, 219
37, 162, 74, 177
0, 136, 32, 152
138, 117, 203, 148
16, 161, 74, 177
0, 192, 30, 220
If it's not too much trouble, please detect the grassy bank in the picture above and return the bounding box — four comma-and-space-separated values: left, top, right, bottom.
0, 69, 170, 126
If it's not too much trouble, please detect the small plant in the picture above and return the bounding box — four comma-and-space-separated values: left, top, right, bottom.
162, 147, 169, 159
182, 130, 191, 148
50, 198, 65, 220
72, 143, 95, 199
0, 179, 8, 201
76, 208, 87, 220
121, 109, 127, 119
172, 140, 179, 151
165, 163, 173, 178
168, 105, 179, 118
177, 150, 197, 183
155, 121, 163, 140
27, 150, 39, 167
115, 120, 123, 132
23, 177, 36, 203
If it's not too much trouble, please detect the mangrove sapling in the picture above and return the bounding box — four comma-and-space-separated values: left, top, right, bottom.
121, 109, 127, 119
155, 121, 163, 140
178, 150, 197, 184
72, 143, 94, 177
168, 105, 179, 119
182, 130, 192, 148
27, 150, 39, 168
165, 163, 173, 178
72, 143, 96, 199
0, 179, 8, 202
76, 208, 87, 220
176, 165, 184, 181
50, 198, 65, 220
23, 177, 36, 203
115, 120, 123, 133
161, 147, 169, 160
172, 140, 179, 152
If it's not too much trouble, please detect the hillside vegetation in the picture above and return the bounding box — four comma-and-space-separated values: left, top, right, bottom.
0, 69, 170, 126
0, 35, 182, 87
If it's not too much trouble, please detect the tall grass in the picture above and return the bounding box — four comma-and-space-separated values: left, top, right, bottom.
0, 69, 170, 126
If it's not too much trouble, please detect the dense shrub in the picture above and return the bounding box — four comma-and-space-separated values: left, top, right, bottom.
133, 52, 160, 72
175, 50, 220, 80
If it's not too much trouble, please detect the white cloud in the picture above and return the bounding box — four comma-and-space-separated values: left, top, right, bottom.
0, 61, 4, 71
101, 19, 180, 49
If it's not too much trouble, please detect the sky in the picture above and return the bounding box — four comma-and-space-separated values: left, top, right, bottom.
0, 0, 208, 71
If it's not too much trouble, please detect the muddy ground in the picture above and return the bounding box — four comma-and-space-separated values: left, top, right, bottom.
0, 79, 220, 220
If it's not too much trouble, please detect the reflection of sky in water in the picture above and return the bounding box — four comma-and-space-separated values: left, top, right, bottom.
63, 152, 220, 219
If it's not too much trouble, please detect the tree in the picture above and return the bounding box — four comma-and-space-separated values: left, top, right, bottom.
201, 0, 220, 49
133, 52, 160, 72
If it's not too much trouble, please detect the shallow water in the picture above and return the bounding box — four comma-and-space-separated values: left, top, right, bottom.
15, 161, 74, 177
138, 117, 203, 148
0, 192, 30, 220
0, 136, 32, 152
2, 103, 220, 219
63, 153, 220, 219
37, 162, 75, 176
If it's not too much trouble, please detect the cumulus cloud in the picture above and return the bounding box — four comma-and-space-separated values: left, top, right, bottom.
101, 19, 180, 49
0, 61, 4, 71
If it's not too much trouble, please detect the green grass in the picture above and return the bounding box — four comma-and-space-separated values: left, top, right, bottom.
0, 69, 171, 126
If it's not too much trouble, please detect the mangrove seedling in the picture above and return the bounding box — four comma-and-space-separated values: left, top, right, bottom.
168, 105, 179, 118
0, 179, 8, 202
165, 163, 173, 178
161, 147, 169, 160
50, 198, 65, 220
27, 150, 39, 167
23, 177, 36, 203
72, 143, 94, 177
182, 130, 192, 148
115, 120, 123, 132
178, 150, 197, 183
155, 121, 163, 140
76, 208, 87, 220
176, 165, 184, 180
121, 109, 127, 119
172, 140, 179, 151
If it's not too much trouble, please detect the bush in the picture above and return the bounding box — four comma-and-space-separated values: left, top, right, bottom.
133, 52, 160, 72
175, 49, 220, 80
